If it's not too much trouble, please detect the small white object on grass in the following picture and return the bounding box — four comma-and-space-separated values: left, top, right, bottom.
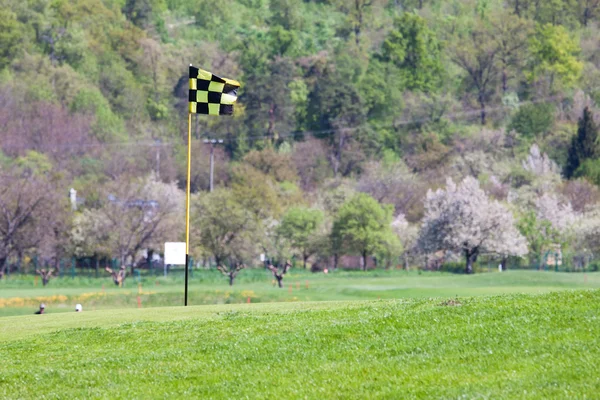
75, 304, 82, 312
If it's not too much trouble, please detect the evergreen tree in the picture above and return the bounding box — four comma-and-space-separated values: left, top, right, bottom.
565, 107, 599, 178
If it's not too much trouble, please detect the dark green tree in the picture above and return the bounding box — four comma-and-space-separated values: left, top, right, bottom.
241, 57, 296, 144
332, 193, 396, 271
565, 107, 599, 178
508, 103, 555, 139
306, 65, 367, 176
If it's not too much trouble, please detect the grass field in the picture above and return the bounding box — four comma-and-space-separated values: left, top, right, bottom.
1, 270, 599, 317
0, 289, 598, 399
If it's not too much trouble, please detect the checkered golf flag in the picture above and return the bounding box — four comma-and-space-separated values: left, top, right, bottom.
189, 66, 240, 115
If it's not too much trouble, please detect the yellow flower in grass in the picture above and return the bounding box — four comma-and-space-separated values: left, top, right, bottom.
240, 290, 256, 298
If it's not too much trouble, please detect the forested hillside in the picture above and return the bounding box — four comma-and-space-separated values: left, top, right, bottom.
2, 0, 600, 275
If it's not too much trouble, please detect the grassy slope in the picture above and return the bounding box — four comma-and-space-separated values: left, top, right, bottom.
1, 290, 599, 399
1, 270, 599, 316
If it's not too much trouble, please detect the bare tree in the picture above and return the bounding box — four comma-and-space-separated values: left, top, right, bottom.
267, 260, 292, 288
0, 171, 65, 278
217, 263, 246, 286
36, 268, 56, 286
105, 265, 127, 287
74, 175, 183, 275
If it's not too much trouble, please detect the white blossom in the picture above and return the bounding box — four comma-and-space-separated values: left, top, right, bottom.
535, 193, 578, 231
417, 177, 528, 272
522, 144, 560, 177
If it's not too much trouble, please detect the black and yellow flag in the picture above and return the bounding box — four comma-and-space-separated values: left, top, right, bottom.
189, 66, 240, 115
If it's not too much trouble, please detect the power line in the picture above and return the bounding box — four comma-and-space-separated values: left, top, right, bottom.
0, 94, 567, 151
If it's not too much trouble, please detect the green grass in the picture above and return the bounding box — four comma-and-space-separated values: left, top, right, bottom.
0, 290, 599, 398
1, 270, 599, 317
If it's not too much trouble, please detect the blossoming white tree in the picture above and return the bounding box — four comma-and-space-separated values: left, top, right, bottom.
418, 177, 528, 274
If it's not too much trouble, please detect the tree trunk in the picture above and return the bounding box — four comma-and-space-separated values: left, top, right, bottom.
465, 249, 478, 274
333, 253, 339, 270
229, 274, 234, 286
479, 94, 486, 125
502, 67, 508, 93
0, 257, 7, 278
362, 250, 368, 272
276, 274, 283, 288
303, 252, 307, 269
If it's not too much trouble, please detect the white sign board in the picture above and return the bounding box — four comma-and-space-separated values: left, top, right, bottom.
260, 253, 265, 262
164, 242, 186, 265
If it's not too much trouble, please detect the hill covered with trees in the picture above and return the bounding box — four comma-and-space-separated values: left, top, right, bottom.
1, 0, 600, 275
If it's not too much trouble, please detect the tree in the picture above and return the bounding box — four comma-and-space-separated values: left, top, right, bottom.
192, 188, 260, 267
517, 210, 559, 269
73, 175, 182, 274
0, 9, 22, 70
36, 268, 56, 286
0, 170, 66, 278
105, 265, 127, 286
241, 57, 296, 144
417, 177, 528, 274
356, 161, 426, 222
306, 66, 367, 176
449, 20, 499, 125
267, 260, 292, 288
528, 24, 583, 94
508, 103, 555, 139
277, 207, 324, 268
333, 0, 385, 48
217, 263, 246, 286
380, 13, 443, 93
565, 107, 599, 178
490, 12, 533, 93
332, 193, 396, 271
578, 0, 600, 26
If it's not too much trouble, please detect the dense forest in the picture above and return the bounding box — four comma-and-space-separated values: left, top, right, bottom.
1, 0, 600, 276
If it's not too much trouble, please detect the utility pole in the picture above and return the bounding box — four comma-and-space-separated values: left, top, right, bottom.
203, 138, 224, 192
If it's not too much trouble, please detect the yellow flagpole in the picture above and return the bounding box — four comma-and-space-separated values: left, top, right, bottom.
184, 111, 192, 306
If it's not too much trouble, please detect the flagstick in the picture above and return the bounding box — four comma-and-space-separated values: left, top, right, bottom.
184, 111, 192, 306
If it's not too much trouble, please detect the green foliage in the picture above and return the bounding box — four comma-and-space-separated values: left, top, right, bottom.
15, 151, 53, 176
380, 13, 443, 92
277, 207, 324, 267
0, 9, 23, 69
508, 102, 555, 138
332, 193, 396, 269
528, 23, 583, 91
192, 189, 260, 264
574, 159, 600, 186
565, 107, 600, 178
306, 67, 366, 133
517, 210, 559, 266
0, 0, 599, 269
70, 87, 125, 142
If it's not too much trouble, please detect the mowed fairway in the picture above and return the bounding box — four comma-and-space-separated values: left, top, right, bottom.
1, 270, 600, 317
1, 290, 599, 399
